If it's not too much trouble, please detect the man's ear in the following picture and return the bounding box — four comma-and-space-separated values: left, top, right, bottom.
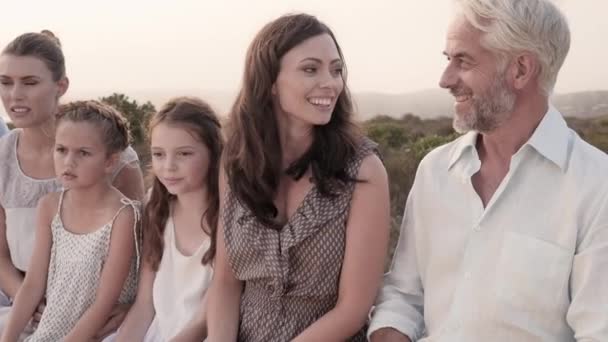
511, 53, 539, 90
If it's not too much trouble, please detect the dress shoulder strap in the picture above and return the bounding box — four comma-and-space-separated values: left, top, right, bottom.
110, 198, 142, 275
55, 188, 68, 218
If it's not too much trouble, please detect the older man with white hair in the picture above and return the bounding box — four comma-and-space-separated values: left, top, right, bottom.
368, 0, 608, 341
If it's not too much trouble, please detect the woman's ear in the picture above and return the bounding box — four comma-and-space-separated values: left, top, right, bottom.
57, 77, 69, 98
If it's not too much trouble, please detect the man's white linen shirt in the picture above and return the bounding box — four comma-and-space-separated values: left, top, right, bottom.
369, 106, 608, 341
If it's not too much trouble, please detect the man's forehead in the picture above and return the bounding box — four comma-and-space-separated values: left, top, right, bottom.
444, 15, 486, 55
447, 14, 482, 40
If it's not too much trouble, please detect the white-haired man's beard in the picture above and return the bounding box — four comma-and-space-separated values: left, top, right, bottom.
451, 72, 516, 134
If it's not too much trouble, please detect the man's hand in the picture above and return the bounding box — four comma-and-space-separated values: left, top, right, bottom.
369, 327, 412, 342
93, 303, 131, 341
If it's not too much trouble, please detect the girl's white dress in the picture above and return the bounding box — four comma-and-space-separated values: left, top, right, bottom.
25, 190, 140, 342
105, 215, 213, 342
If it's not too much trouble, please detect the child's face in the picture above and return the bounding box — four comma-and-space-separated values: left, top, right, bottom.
54, 120, 115, 189
150, 122, 210, 196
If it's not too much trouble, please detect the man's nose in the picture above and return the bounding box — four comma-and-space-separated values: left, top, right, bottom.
439, 62, 458, 89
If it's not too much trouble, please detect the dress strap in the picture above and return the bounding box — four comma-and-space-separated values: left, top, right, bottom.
112, 198, 142, 275
56, 189, 68, 216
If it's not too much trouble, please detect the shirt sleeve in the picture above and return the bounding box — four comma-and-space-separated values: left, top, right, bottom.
368, 180, 425, 341
566, 193, 608, 340
0, 117, 9, 138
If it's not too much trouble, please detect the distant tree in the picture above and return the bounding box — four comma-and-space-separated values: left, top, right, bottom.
365, 122, 412, 151
567, 114, 608, 153
365, 115, 398, 125
400, 113, 422, 125
100, 93, 156, 164
408, 133, 460, 161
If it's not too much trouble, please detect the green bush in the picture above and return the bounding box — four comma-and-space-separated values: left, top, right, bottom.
100, 93, 156, 167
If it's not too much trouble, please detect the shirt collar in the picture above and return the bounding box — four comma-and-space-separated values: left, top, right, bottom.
448, 131, 478, 171
526, 105, 571, 171
447, 105, 571, 172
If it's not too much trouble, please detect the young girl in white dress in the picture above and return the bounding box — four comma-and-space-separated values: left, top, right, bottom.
116, 97, 221, 341
0, 100, 141, 342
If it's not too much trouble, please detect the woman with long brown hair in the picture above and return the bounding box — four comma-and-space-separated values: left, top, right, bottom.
207, 13, 391, 341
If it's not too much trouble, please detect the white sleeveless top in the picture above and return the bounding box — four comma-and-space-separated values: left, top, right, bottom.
148, 217, 213, 341
0, 129, 139, 272
25, 190, 140, 342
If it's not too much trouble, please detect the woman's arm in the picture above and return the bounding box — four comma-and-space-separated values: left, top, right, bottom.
369, 328, 412, 342
115, 260, 157, 342
0, 204, 24, 299
113, 161, 145, 201
293, 154, 391, 341
205, 225, 242, 342
206, 169, 243, 342
64, 207, 136, 342
0, 195, 55, 342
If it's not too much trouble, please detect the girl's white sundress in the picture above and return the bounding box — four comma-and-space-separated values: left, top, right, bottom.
25, 189, 140, 342
146, 215, 212, 341
105, 215, 213, 342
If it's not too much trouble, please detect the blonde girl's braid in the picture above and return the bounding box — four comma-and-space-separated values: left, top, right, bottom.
57, 100, 131, 154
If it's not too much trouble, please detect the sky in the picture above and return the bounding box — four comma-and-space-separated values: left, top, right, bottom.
0, 0, 605, 110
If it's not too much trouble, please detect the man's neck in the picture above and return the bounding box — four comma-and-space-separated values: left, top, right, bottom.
478, 96, 549, 164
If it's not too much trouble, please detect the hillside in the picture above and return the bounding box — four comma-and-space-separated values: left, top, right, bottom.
354, 89, 608, 120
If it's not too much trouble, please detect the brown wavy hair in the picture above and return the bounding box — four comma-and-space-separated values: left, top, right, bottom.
143, 97, 223, 270
224, 13, 362, 229
56, 100, 130, 155
3, 30, 65, 81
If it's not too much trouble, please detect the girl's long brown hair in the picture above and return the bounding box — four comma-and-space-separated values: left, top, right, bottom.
224, 13, 362, 229
143, 97, 223, 270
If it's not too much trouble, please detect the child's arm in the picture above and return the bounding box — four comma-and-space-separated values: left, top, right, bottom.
169, 290, 209, 342
0, 194, 55, 342
115, 258, 156, 341
63, 207, 136, 342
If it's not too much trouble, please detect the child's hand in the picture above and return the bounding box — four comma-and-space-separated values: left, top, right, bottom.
93, 303, 131, 340
33, 298, 46, 324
